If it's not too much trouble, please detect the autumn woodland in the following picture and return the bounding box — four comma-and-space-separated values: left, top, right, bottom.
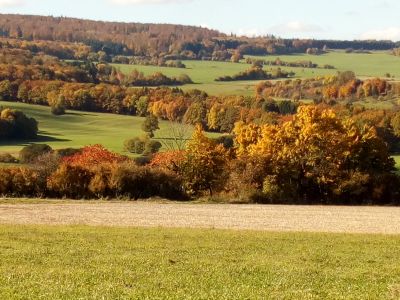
2, 5, 400, 299
0, 14, 400, 204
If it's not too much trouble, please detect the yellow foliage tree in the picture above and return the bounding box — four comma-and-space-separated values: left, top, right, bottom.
233, 121, 262, 156
180, 124, 228, 195
234, 106, 394, 202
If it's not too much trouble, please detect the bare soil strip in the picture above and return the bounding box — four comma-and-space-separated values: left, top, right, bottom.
1, 202, 400, 234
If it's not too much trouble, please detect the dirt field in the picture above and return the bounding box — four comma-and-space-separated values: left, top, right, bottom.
1, 201, 400, 234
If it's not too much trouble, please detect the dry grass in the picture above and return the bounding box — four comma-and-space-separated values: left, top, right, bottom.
1, 201, 400, 234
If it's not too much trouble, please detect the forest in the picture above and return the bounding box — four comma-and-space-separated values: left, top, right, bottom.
0, 14, 399, 62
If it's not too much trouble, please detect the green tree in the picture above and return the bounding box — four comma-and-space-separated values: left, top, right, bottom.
0, 80, 13, 100
51, 95, 66, 116
391, 112, 400, 137
183, 101, 206, 126
142, 114, 159, 138
135, 96, 149, 117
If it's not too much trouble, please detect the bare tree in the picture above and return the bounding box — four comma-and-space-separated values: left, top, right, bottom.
157, 121, 191, 151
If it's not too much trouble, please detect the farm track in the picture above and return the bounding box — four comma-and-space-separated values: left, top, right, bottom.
1, 202, 400, 234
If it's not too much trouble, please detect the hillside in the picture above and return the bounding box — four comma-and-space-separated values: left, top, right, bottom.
0, 14, 223, 56
0, 14, 398, 60
0, 101, 198, 154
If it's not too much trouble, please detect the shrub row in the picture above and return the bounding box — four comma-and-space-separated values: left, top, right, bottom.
0, 161, 185, 200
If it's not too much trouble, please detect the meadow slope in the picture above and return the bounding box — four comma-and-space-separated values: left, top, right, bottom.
0, 101, 211, 155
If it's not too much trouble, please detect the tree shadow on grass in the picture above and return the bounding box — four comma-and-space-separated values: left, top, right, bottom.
0, 134, 71, 148
66, 111, 97, 117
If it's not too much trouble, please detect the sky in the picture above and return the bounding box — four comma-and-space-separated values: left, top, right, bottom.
0, 0, 400, 41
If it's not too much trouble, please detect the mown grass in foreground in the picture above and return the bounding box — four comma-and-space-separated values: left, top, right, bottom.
1, 225, 400, 299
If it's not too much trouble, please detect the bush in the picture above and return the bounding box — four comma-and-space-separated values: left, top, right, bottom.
0, 153, 18, 163
47, 163, 93, 198
0, 108, 38, 140
124, 137, 146, 154
32, 152, 62, 185
46, 161, 186, 200
63, 144, 125, 166
108, 162, 185, 200
124, 137, 161, 155
177, 74, 193, 84
134, 155, 152, 166
55, 148, 82, 158
19, 144, 52, 164
51, 104, 66, 115
0, 167, 42, 196
144, 140, 162, 155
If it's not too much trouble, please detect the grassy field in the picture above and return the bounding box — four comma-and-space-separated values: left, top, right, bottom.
0, 225, 399, 299
113, 51, 400, 96
112, 60, 259, 96
0, 101, 211, 156
247, 51, 400, 79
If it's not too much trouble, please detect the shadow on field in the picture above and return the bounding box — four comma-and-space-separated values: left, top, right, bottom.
66, 112, 97, 117
36, 134, 70, 143
0, 134, 71, 148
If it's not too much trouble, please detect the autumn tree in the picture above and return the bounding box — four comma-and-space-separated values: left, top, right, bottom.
180, 125, 228, 195
142, 114, 159, 138
135, 96, 149, 117
234, 106, 395, 203
0, 108, 38, 140
50, 94, 66, 116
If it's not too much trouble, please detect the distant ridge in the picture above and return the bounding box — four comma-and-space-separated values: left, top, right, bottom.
0, 14, 397, 58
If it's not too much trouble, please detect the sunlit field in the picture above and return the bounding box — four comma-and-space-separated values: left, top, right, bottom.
113, 50, 400, 96
1, 225, 400, 299
0, 101, 220, 155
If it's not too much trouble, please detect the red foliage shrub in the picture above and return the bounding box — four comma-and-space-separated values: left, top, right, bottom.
149, 150, 185, 172
63, 144, 126, 167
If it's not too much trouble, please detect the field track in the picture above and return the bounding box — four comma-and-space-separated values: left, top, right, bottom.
1, 202, 400, 234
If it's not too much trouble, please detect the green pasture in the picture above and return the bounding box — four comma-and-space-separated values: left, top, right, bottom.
0, 101, 212, 156
246, 50, 400, 79
112, 51, 400, 96
112, 60, 259, 96
0, 225, 400, 299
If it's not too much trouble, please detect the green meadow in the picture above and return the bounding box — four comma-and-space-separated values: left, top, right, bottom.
112, 50, 400, 96
247, 50, 400, 78
112, 60, 259, 96
0, 101, 215, 156
0, 225, 400, 299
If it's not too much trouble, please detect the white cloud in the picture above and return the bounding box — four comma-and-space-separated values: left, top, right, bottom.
270, 21, 323, 34
236, 28, 264, 37
361, 27, 400, 41
236, 21, 323, 38
110, 0, 192, 4
0, 0, 24, 7
370, 0, 394, 8
345, 10, 357, 16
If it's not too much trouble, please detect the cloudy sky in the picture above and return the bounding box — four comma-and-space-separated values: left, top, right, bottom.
0, 0, 400, 41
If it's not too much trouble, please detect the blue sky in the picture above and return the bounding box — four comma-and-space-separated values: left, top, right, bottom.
0, 0, 400, 41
